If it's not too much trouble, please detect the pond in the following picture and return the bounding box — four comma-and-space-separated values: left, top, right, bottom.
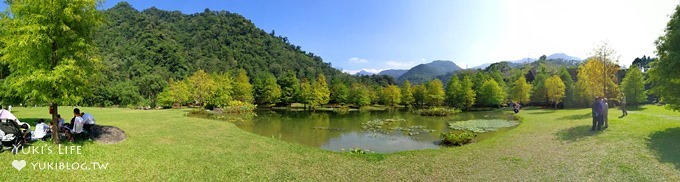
231, 109, 519, 153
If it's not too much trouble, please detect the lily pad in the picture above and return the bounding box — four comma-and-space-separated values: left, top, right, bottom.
448, 119, 519, 133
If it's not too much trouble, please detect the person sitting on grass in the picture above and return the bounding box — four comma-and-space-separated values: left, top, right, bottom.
81, 111, 96, 139
31, 119, 50, 141
67, 109, 85, 142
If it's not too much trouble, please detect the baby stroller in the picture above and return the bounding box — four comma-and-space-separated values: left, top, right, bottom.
0, 109, 29, 154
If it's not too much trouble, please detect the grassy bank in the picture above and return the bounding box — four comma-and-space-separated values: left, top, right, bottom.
2, 105, 680, 180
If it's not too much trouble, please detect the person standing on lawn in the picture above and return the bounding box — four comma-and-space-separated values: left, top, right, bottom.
592, 97, 603, 131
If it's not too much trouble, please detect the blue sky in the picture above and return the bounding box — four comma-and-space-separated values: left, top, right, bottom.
3, 0, 678, 73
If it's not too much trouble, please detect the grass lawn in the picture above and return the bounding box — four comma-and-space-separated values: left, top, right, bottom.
2, 105, 680, 180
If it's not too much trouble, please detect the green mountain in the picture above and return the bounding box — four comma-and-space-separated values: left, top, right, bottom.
378, 69, 408, 79
88, 2, 349, 106
397, 60, 462, 84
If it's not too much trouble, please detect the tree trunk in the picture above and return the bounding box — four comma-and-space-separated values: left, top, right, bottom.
51, 103, 60, 144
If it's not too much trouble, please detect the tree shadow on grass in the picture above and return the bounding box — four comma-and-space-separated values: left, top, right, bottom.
555, 125, 602, 142
648, 127, 680, 170
557, 112, 592, 120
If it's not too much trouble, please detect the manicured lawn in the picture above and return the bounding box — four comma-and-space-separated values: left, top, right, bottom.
2, 105, 680, 180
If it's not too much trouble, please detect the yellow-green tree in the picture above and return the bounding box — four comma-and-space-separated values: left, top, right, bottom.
187, 69, 217, 106
575, 55, 619, 106
510, 76, 532, 104
545, 75, 566, 109
158, 79, 190, 107
209, 73, 234, 108
0, 0, 103, 143
313, 74, 330, 106
400, 80, 415, 106
300, 79, 315, 109
426, 79, 445, 106
382, 85, 401, 106
232, 69, 254, 103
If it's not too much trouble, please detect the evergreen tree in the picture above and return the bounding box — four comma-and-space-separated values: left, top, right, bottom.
460, 75, 476, 110
531, 65, 549, 105
621, 66, 646, 106
650, 4, 680, 110
330, 79, 350, 105
412, 83, 428, 108
278, 70, 300, 106
558, 67, 575, 107
253, 72, 282, 106
350, 83, 371, 106
478, 79, 505, 107
445, 75, 462, 108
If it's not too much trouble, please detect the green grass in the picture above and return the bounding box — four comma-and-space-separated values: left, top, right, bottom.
3, 105, 680, 180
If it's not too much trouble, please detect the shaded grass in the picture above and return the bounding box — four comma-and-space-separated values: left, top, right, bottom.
648, 127, 680, 170
2, 105, 680, 180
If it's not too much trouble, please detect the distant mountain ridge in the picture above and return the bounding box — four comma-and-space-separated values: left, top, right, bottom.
378, 69, 408, 78
472, 53, 581, 69
397, 60, 462, 84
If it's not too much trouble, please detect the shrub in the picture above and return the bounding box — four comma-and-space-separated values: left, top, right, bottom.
440, 130, 477, 146
223, 100, 257, 113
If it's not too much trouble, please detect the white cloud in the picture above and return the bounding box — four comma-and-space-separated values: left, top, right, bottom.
348, 57, 368, 63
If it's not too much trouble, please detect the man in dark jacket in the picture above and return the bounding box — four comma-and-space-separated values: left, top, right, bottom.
592, 97, 603, 131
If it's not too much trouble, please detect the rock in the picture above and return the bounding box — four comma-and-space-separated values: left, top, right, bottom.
90, 125, 127, 144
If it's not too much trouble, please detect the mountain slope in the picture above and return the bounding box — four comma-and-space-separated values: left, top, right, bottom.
397, 60, 462, 84
89, 2, 348, 105
378, 69, 408, 78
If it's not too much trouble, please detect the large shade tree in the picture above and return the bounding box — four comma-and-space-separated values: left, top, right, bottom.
650, 4, 680, 110
0, 0, 103, 143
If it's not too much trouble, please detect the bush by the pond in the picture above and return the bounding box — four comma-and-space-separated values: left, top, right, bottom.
440, 130, 477, 146
419, 107, 459, 116
223, 100, 257, 113
447, 119, 519, 133
341, 147, 372, 154
188, 109, 256, 122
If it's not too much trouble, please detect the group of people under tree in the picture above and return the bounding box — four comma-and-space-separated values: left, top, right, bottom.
26, 108, 96, 143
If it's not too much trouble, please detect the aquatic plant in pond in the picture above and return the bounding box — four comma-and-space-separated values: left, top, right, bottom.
440, 130, 477, 146
447, 119, 519, 133
361, 119, 404, 131
361, 119, 435, 136
419, 107, 460, 116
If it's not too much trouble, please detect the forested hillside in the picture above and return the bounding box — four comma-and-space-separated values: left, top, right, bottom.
86, 2, 348, 106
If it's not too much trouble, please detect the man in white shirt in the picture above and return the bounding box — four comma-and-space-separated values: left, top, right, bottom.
67, 108, 85, 142
81, 111, 95, 139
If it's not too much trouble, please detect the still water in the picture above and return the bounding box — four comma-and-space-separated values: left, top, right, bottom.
235, 110, 518, 153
